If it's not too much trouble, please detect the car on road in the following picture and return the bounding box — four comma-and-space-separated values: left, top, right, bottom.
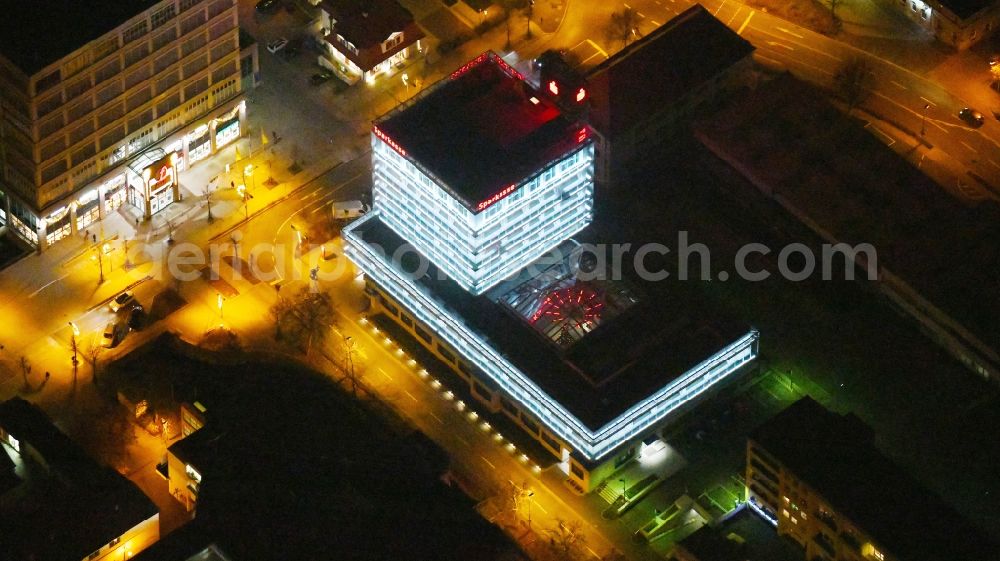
958, 107, 985, 128
310, 71, 334, 86
127, 305, 146, 331
255, 0, 280, 13
332, 200, 368, 221
266, 38, 288, 54
109, 291, 135, 313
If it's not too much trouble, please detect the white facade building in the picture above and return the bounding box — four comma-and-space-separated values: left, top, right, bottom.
372, 125, 594, 295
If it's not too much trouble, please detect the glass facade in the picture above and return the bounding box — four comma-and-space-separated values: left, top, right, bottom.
372, 137, 595, 295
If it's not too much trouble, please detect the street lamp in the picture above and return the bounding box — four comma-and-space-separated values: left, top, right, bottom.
91, 246, 105, 284
236, 184, 253, 224
526, 490, 535, 528
620, 478, 627, 500
344, 335, 358, 396
402, 73, 410, 94
243, 164, 256, 193
921, 103, 931, 138
103, 242, 112, 273
526, 0, 534, 38
69, 322, 80, 366
217, 293, 224, 320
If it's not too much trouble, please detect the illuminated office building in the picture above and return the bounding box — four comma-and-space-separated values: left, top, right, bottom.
345, 51, 758, 491
0, 0, 254, 249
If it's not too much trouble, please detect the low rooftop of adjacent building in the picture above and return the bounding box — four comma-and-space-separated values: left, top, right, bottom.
0, 0, 162, 76
938, 0, 993, 19
751, 397, 998, 561
352, 210, 750, 431
0, 398, 158, 561
375, 51, 589, 213
694, 73, 1000, 362
322, 0, 417, 49
585, 4, 754, 140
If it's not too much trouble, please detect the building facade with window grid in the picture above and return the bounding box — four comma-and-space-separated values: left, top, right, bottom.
0, 0, 253, 250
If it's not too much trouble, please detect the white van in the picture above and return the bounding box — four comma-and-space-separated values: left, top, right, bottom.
331, 200, 368, 221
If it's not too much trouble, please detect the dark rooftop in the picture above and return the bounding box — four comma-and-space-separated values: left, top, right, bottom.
322, 0, 416, 49
695, 73, 1000, 361
939, 0, 992, 19
751, 397, 999, 561
0, 0, 161, 76
353, 213, 750, 430
0, 398, 158, 561
585, 5, 754, 140
376, 51, 589, 213
677, 509, 803, 561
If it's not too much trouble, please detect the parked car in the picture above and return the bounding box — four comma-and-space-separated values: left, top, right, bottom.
109, 290, 135, 313
127, 305, 146, 331
311, 71, 334, 86
958, 107, 985, 128
282, 37, 303, 58
101, 322, 117, 348
255, 0, 280, 13
266, 38, 288, 54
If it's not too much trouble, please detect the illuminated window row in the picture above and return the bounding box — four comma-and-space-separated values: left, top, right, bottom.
372, 140, 595, 295
344, 214, 759, 461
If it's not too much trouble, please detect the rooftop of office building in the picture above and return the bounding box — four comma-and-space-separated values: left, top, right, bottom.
375, 51, 590, 213
0, 0, 163, 76
351, 206, 751, 431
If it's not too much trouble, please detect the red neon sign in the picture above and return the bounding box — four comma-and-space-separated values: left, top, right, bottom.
476, 184, 517, 212
448, 52, 525, 82
548, 80, 559, 95
576, 87, 587, 102
493, 54, 525, 81
576, 127, 589, 143
373, 125, 407, 157
450, 52, 490, 80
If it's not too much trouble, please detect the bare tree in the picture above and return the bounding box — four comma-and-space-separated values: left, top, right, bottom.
499, 0, 528, 50
608, 8, 641, 47
83, 338, 104, 385
270, 288, 336, 356
204, 184, 216, 222
67, 400, 137, 472
547, 518, 587, 560
18, 356, 31, 389
828, 0, 843, 28
834, 57, 875, 114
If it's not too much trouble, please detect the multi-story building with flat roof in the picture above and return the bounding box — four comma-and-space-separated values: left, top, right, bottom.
582, 5, 754, 185
0, 0, 254, 249
892, 0, 1000, 50
345, 51, 758, 492
746, 397, 997, 561
0, 397, 160, 561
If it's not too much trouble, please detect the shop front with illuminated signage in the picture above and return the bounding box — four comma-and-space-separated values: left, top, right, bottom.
75, 189, 100, 231
45, 207, 71, 246
104, 175, 127, 213
126, 150, 179, 219
214, 109, 241, 149
186, 125, 211, 165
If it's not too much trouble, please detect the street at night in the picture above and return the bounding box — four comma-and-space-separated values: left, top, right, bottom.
0, 0, 999, 560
